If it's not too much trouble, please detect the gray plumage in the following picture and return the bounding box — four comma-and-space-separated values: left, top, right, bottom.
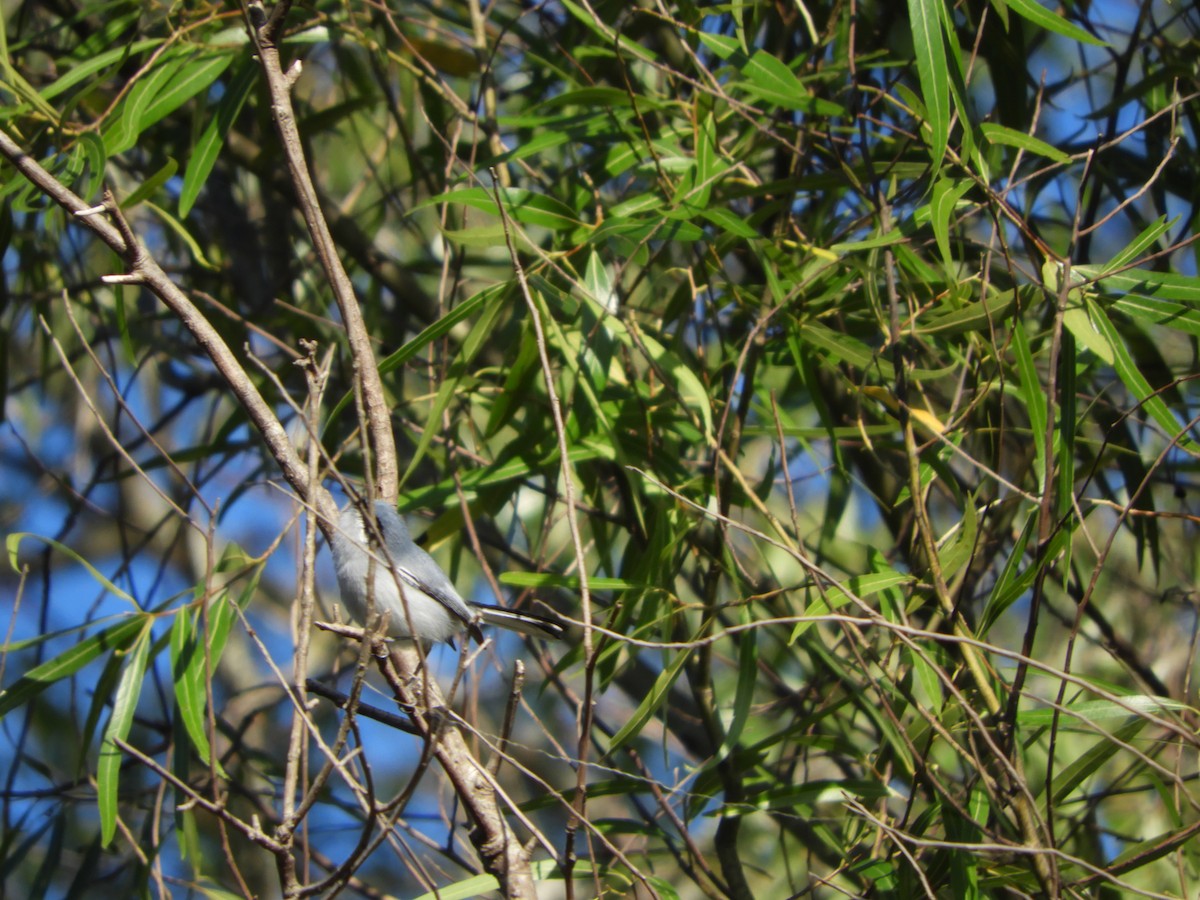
329, 501, 564, 646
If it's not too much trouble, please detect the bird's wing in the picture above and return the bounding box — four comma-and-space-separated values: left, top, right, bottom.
393, 563, 480, 628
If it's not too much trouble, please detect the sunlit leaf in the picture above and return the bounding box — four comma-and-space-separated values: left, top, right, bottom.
98, 622, 152, 846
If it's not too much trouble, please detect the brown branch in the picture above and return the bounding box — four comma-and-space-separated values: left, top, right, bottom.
113, 737, 287, 854
378, 646, 539, 898
0, 128, 334, 526
245, 1, 398, 501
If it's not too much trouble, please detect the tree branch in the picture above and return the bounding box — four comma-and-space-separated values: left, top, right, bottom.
0, 128, 334, 527
245, 0, 398, 501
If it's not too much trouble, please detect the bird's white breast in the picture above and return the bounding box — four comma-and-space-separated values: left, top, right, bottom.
331, 507, 460, 643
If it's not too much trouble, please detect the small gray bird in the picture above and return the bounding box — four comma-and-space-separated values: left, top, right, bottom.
330, 501, 564, 646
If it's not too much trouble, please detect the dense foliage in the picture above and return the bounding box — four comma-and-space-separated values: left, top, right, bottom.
2, 1, 1199, 897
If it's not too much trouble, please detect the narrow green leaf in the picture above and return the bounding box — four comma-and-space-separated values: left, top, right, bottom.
1110, 294, 1200, 339
792, 570, 913, 641
176, 803, 200, 869
848, 859, 899, 890
736, 778, 893, 812
1086, 299, 1200, 454
76, 132, 107, 201
499, 572, 640, 591
929, 176, 974, 272
533, 87, 641, 111
739, 50, 843, 114
1062, 300, 1114, 364
695, 34, 844, 114
7, 533, 138, 607
607, 649, 690, 753
936, 498, 977, 582
54, 143, 89, 199
908, 646, 944, 714
404, 371, 466, 488
143, 201, 219, 271
440, 223, 516, 248
557, 0, 658, 63
119, 158, 177, 209
989, 0, 1011, 29
381, 286, 501, 374
412, 873, 500, 900
401, 294, 508, 485
979, 122, 1070, 164
326, 283, 494, 429
906, 0, 950, 167
695, 31, 741, 60
595, 216, 706, 244
324, 289, 501, 448
171, 607, 212, 765
1003, 0, 1109, 47
719, 623, 758, 761
1057, 326, 1077, 523
679, 112, 719, 209
104, 50, 232, 156
696, 112, 718, 187
803, 321, 895, 378
1011, 322, 1047, 485
536, 284, 617, 438
180, 59, 257, 218
949, 787, 988, 897
917, 288, 1019, 335
137, 52, 232, 135
39, 39, 163, 101
701, 206, 759, 239
1020, 695, 1193, 728
486, 128, 573, 166
400, 446, 606, 510
416, 186, 581, 231
637, 331, 713, 442
608, 194, 664, 219
582, 251, 616, 310
208, 570, 258, 665
98, 623, 153, 846
1047, 719, 1145, 807
830, 230, 907, 253
484, 328, 540, 439
1075, 265, 1200, 304
103, 55, 187, 156
1102, 216, 1176, 274
979, 508, 1037, 635
979, 510, 1075, 635
80, 651, 129, 772
0, 13, 59, 119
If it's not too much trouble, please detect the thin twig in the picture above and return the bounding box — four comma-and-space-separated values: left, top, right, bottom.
490, 170, 597, 890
